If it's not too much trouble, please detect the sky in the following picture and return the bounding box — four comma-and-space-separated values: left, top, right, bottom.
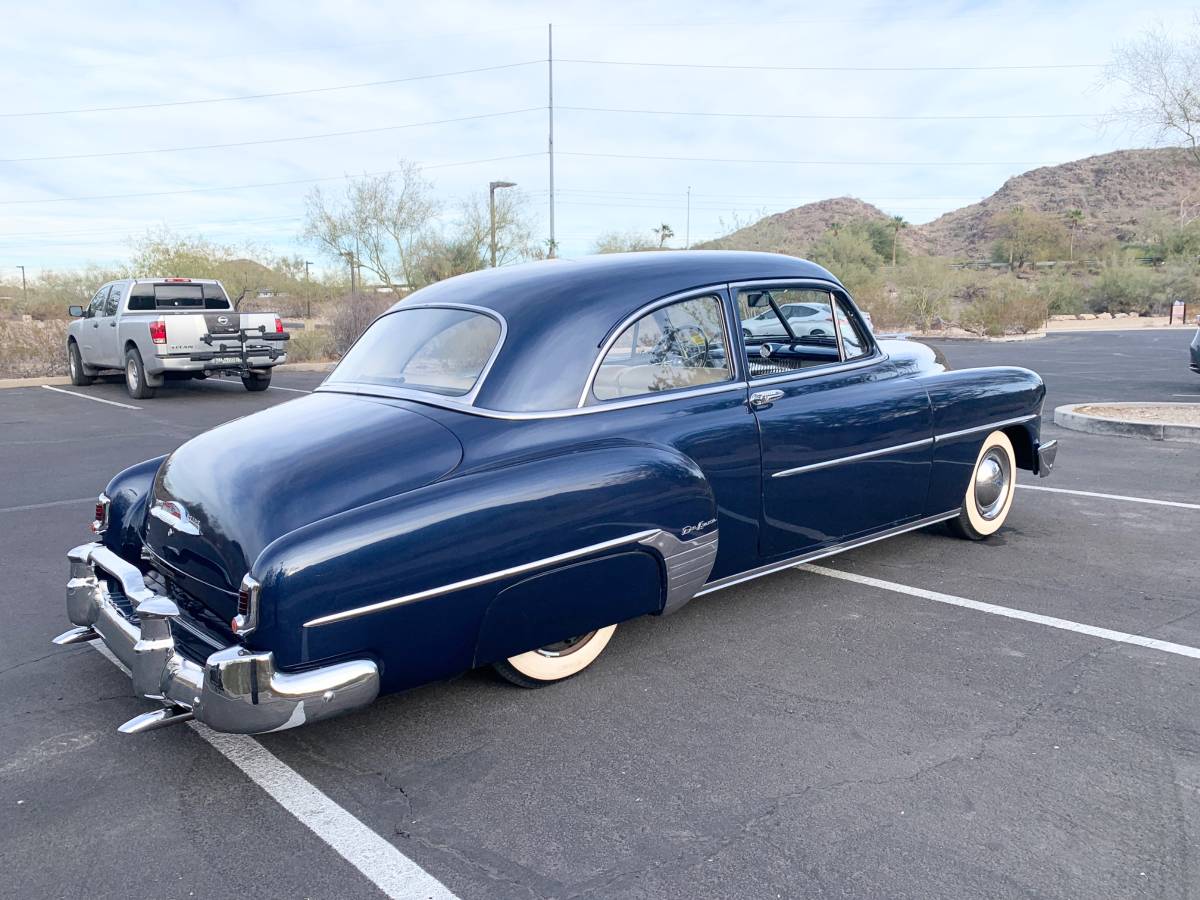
0, 0, 1195, 278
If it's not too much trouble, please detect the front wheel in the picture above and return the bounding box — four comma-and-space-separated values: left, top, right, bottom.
493, 625, 617, 688
242, 371, 271, 392
948, 430, 1016, 540
124, 348, 156, 399
67, 341, 93, 386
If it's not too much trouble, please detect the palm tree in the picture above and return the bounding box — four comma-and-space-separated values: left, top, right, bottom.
890, 215, 908, 266
1066, 209, 1084, 262
653, 223, 674, 249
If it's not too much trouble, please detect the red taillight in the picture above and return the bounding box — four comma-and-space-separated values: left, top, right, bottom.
232, 574, 260, 635
90, 494, 109, 535
94, 502, 105, 521
164, 277, 191, 282
274, 316, 284, 334
149, 320, 166, 344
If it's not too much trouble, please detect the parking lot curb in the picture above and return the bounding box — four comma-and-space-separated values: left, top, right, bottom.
0, 375, 70, 390
1054, 402, 1200, 443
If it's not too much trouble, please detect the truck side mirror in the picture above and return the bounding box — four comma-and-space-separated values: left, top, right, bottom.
68, 305, 85, 317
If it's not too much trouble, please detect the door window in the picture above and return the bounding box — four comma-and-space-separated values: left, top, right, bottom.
102, 284, 120, 317
592, 295, 731, 401
737, 288, 840, 377
85, 287, 108, 318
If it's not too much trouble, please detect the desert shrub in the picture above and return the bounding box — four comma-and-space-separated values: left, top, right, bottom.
957, 280, 1048, 336
1086, 264, 1160, 314
1040, 274, 1087, 315
895, 257, 956, 331
0, 319, 69, 378
328, 293, 392, 357
285, 327, 335, 363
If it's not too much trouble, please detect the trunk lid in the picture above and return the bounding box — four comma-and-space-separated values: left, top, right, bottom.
141, 392, 463, 604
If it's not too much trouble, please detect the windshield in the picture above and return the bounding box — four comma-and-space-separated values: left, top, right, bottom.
327, 307, 502, 397
128, 282, 230, 311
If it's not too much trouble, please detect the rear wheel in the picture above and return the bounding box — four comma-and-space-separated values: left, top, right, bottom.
124, 347, 156, 399
493, 625, 617, 688
948, 430, 1016, 540
67, 341, 93, 386
242, 371, 271, 392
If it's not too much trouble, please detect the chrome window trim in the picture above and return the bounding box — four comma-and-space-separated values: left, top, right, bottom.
305, 528, 662, 627
695, 511, 959, 597
934, 414, 1036, 443
578, 284, 735, 408
323, 302, 508, 407
771, 437, 935, 479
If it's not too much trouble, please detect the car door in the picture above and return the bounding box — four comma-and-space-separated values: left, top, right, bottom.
94, 282, 124, 366
77, 285, 110, 362
736, 282, 934, 559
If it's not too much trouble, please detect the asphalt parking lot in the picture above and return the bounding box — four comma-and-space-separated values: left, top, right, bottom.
2, 328, 1198, 900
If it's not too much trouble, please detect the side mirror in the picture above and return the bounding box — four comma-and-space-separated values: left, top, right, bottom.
746, 291, 769, 309
68, 305, 85, 317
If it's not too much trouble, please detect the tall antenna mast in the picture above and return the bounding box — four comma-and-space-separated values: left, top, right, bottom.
548, 23, 556, 258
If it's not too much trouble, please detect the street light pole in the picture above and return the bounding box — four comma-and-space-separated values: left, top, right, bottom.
489, 181, 517, 267
16, 265, 26, 303
304, 261, 313, 318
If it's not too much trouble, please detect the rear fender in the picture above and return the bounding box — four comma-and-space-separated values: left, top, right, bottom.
255, 443, 718, 690
102, 455, 167, 560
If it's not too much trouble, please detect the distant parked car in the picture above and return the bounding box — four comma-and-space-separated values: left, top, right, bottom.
66, 278, 289, 399
741, 298, 834, 338
1191, 315, 1200, 374
54, 251, 1057, 736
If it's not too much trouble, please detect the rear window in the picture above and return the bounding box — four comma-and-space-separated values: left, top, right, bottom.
326, 307, 501, 398
128, 283, 230, 311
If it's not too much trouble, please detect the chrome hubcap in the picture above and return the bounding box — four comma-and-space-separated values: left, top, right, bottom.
535, 631, 596, 658
974, 449, 1010, 520
127, 361, 137, 390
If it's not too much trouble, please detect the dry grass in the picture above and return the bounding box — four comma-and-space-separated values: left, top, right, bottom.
0, 320, 69, 378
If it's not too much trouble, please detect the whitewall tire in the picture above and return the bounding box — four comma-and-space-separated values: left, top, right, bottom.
949, 430, 1016, 540
494, 625, 618, 688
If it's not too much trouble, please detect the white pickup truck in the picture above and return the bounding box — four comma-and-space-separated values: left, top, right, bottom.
66, 278, 289, 399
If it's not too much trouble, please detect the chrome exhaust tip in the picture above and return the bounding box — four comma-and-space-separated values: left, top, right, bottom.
118, 707, 195, 735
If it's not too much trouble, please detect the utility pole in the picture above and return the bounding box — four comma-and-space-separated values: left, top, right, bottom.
342, 251, 356, 294
489, 181, 517, 267
547, 23, 556, 258
304, 260, 313, 317
685, 187, 691, 249
16, 265, 26, 303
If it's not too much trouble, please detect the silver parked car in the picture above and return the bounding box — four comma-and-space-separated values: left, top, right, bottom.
67, 278, 289, 399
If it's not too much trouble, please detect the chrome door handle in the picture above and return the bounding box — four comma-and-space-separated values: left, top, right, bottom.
749, 389, 784, 409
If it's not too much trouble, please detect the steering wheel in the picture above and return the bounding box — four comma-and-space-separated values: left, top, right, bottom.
653, 323, 711, 366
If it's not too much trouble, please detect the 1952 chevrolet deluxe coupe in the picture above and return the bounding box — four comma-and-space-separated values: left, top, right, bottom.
54, 251, 1057, 735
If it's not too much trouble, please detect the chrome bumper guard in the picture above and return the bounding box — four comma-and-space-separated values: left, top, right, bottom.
57, 542, 379, 735
1036, 439, 1058, 478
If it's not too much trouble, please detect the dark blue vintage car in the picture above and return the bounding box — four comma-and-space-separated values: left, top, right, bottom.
55, 251, 1057, 734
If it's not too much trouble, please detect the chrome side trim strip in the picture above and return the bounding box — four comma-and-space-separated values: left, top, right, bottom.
771, 437, 934, 479
695, 512, 958, 598
934, 414, 1036, 443
304, 529, 661, 627
638, 529, 719, 614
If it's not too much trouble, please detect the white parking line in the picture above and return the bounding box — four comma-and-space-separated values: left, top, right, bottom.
90, 643, 458, 900
800, 564, 1200, 660
41, 384, 140, 410
1018, 483, 1200, 511
269, 385, 314, 394
0, 496, 92, 514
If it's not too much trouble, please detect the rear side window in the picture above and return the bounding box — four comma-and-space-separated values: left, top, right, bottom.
592, 295, 731, 402
128, 283, 230, 311
834, 299, 870, 359
327, 307, 502, 397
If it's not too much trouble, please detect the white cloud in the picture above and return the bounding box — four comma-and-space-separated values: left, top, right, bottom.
0, 0, 1193, 275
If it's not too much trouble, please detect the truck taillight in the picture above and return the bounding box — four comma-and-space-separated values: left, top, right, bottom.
232, 574, 260, 636
149, 320, 167, 344
274, 316, 284, 334
90, 493, 110, 535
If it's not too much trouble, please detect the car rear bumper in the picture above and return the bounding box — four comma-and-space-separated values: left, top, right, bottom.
150, 351, 286, 375
56, 542, 378, 734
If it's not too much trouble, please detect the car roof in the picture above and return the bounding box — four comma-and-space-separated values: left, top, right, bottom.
391, 251, 841, 412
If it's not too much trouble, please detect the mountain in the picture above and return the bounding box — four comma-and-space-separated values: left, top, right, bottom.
697, 149, 1200, 260
696, 196, 929, 256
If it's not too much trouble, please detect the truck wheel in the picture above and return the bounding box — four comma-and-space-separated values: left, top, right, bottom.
948, 430, 1016, 540
242, 371, 271, 392
67, 341, 94, 386
124, 347, 156, 399
493, 625, 617, 688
